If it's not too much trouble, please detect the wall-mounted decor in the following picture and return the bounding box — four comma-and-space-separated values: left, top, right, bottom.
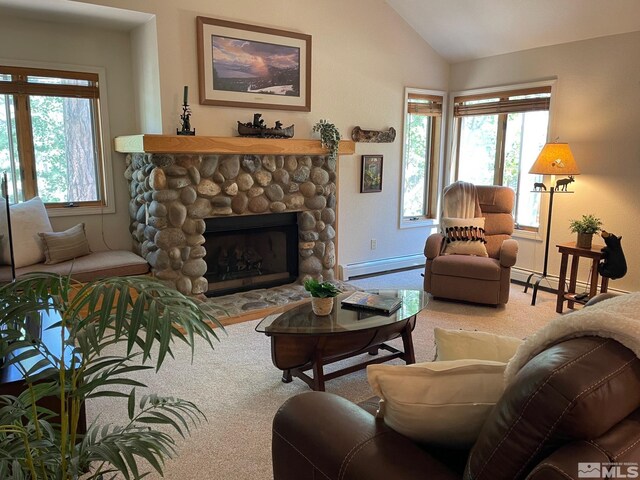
361, 155, 383, 193
351, 126, 396, 143
196, 16, 311, 111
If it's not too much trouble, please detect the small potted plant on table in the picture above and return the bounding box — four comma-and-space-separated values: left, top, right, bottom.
569, 214, 603, 249
304, 278, 341, 315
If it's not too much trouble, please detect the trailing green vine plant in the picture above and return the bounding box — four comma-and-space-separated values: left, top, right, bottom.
313, 119, 341, 161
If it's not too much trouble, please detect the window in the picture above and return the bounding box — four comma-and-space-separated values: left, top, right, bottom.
0, 65, 107, 208
400, 88, 445, 227
452, 84, 552, 230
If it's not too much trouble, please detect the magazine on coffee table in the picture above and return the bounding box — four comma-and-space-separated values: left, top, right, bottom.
341, 291, 403, 315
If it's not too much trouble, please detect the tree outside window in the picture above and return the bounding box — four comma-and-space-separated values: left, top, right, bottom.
0, 66, 104, 207
453, 86, 552, 230
400, 88, 445, 226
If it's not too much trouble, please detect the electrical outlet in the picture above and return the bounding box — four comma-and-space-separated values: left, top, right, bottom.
370, 239, 377, 250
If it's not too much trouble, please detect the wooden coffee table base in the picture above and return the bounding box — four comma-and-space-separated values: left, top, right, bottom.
269, 316, 416, 391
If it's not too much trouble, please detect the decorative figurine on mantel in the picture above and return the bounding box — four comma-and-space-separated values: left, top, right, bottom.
177, 85, 195, 136
237, 113, 294, 138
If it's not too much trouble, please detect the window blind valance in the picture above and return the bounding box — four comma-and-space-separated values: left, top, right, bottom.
0, 67, 99, 99
408, 93, 442, 116
454, 86, 551, 117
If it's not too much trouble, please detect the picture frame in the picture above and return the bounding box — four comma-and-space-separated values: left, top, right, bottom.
196, 16, 312, 111
361, 155, 383, 193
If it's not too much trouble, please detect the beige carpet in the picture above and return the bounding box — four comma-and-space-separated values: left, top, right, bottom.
86, 269, 560, 480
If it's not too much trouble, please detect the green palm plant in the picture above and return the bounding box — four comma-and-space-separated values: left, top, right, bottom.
0, 273, 222, 479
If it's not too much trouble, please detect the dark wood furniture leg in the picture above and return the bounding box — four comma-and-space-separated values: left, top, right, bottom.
589, 258, 600, 298
556, 251, 569, 313
311, 351, 325, 392
401, 317, 416, 364
567, 255, 580, 310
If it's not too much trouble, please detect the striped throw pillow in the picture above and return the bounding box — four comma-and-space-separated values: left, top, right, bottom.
39, 223, 91, 265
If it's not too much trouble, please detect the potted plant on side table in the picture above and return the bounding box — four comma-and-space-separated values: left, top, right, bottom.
304, 278, 341, 315
569, 214, 603, 249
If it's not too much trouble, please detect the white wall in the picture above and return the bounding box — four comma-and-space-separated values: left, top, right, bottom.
450, 31, 640, 292
0, 14, 136, 251
77, 0, 450, 271
130, 17, 162, 134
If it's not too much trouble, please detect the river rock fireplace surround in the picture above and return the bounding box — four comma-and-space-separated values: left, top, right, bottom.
117, 135, 355, 296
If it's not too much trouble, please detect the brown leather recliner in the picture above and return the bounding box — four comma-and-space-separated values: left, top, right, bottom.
424, 184, 518, 305
272, 336, 640, 480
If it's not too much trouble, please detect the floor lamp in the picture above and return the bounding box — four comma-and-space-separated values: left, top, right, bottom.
524, 142, 580, 306
1, 172, 15, 282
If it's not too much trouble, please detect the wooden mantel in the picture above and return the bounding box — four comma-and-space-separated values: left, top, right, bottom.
114, 134, 356, 156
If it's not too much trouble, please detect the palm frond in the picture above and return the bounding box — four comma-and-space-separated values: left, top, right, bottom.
0, 272, 222, 479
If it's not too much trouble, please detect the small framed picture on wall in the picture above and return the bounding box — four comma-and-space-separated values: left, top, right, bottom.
361, 155, 383, 193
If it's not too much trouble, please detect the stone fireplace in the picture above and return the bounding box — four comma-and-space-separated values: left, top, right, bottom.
119, 135, 353, 297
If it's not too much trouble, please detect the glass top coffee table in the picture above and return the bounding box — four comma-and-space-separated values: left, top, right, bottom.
255, 289, 427, 391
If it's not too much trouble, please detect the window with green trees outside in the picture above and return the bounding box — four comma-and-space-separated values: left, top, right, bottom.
0, 66, 105, 208
452, 84, 552, 231
400, 88, 444, 226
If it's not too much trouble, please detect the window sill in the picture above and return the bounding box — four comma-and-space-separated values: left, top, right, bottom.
399, 217, 439, 229
513, 229, 542, 242
46, 204, 115, 217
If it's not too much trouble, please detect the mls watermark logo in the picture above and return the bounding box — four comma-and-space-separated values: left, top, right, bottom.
579, 463, 601, 478
578, 462, 639, 478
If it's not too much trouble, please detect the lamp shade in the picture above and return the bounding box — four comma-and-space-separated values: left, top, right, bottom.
529, 143, 580, 175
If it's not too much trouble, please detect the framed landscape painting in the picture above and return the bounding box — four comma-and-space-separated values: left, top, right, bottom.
361, 155, 383, 193
196, 16, 312, 111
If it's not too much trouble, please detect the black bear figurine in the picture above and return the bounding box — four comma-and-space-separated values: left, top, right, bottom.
598, 230, 627, 279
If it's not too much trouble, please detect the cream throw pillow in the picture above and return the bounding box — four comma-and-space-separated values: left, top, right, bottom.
441, 217, 488, 257
39, 223, 91, 265
0, 196, 53, 268
434, 328, 523, 362
367, 359, 506, 447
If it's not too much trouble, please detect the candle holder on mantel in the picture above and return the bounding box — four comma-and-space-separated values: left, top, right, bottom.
177, 85, 195, 136
177, 102, 195, 136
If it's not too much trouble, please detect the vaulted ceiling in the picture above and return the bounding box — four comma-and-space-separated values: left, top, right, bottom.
386, 0, 640, 63
2, 0, 640, 64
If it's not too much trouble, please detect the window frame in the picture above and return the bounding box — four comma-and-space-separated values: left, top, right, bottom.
0, 59, 115, 216
399, 87, 447, 229
449, 80, 556, 233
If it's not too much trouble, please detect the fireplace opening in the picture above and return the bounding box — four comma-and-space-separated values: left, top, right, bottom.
203, 213, 299, 297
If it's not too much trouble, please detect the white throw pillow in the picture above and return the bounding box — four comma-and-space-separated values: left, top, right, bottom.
367, 359, 506, 447
0, 197, 53, 268
441, 217, 488, 257
434, 328, 523, 362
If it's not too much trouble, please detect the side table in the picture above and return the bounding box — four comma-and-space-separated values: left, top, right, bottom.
0, 309, 87, 433
555, 242, 609, 313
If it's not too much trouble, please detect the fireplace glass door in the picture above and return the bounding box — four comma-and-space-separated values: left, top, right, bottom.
203, 213, 298, 296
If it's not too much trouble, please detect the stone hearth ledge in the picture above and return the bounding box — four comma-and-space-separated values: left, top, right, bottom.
116, 135, 355, 296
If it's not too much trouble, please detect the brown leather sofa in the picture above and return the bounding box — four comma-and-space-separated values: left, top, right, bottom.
272, 336, 640, 479
424, 185, 518, 305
